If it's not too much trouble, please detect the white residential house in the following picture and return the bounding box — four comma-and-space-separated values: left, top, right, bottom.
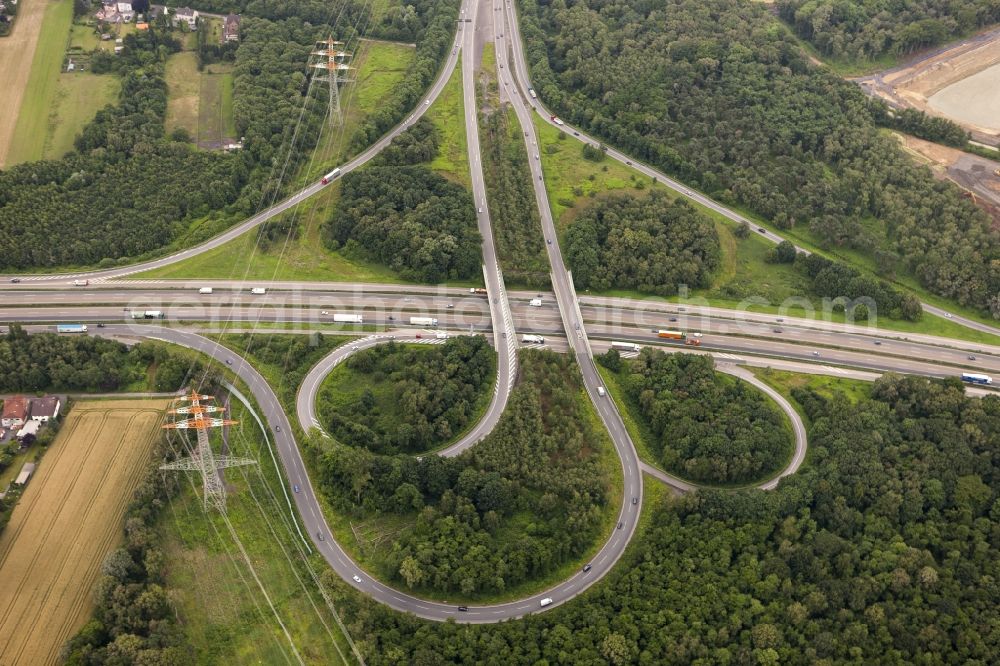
116, 1, 134, 21
172, 6, 198, 28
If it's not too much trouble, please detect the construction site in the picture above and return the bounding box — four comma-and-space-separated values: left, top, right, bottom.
856, 25, 1000, 146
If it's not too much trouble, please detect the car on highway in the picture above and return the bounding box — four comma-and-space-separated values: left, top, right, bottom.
321, 310, 329, 315
874, 340, 882, 345
294, 485, 300, 493
275, 425, 281, 432
626, 161, 632, 165
776, 318, 784, 322
9, 278, 19, 283
583, 564, 592, 572
226, 358, 232, 364
478, 207, 483, 213
97, 323, 105, 328
352, 345, 359, 350
353, 575, 363, 583
773, 328, 782, 333
547, 238, 552, 245
616, 521, 624, 530
573, 131, 579, 136
317, 532, 325, 541
944, 313, 953, 319
968, 355, 977, 360
446, 303, 455, 308
758, 227, 766, 233
540, 598, 553, 607
457, 606, 469, 612
669, 317, 677, 322
812, 351, 819, 356
631, 497, 638, 505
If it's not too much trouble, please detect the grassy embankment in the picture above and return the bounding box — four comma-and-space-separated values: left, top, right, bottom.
161, 397, 357, 663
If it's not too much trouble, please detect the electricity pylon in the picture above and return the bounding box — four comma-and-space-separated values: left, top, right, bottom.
311, 37, 355, 126
160, 391, 256, 513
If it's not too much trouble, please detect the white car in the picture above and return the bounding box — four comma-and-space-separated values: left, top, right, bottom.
425, 99, 430, 105
353, 575, 363, 583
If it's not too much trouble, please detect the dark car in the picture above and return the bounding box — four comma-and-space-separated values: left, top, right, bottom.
758, 227, 766, 233
583, 564, 592, 572
97, 323, 105, 328
226, 358, 232, 364
317, 532, 325, 541
275, 425, 281, 432
457, 606, 469, 612
9, 278, 20, 283
669, 317, 677, 322
773, 328, 782, 333
616, 521, 624, 530
626, 161, 632, 165
968, 355, 977, 361
874, 340, 882, 345
573, 131, 579, 136
547, 238, 552, 245
631, 497, 638, 505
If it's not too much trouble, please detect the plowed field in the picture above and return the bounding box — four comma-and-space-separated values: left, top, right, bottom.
0, 399, 169, 666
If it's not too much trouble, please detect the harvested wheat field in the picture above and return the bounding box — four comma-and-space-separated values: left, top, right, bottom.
0, 399, 170, 666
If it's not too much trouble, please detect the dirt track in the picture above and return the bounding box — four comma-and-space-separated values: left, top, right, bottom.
0, 400, 168, 665
856, 26, 1000, 145
0, 0, 48, 168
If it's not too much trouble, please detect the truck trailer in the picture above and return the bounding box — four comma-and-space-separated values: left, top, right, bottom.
961, 373, 993, 385
131, 311, 165, 319
522, 334, 544, 344
410, 316, 438, 326
469, 288, 488, 295
56, 324, 88, 333
333, 313, 364, 324
611, 341, 641, 352
321, 168, 342, 185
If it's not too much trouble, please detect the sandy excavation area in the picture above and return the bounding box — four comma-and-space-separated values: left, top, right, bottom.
0, 400, 168, 666
858, 26, 1000, 144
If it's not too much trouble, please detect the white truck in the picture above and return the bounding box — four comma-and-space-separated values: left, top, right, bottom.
522, 334, 544, 344
529, 298, 543, 307
250, 287, 266, 295
435, 332, 449, 339
333, 313, 364, 324
410, 316, 438, 326
71, 279, 89, 287
198, 287, 213, 294
611, 341, 641, 352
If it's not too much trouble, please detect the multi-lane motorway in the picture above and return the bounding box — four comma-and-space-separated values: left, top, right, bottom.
1, 0, 998, 627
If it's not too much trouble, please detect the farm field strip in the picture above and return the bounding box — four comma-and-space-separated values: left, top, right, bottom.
0, 400, 169, 666
0, 0, 58, 166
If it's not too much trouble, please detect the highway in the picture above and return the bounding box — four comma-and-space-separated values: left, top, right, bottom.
496, 0, 1000, 340
0, 0, 995, 629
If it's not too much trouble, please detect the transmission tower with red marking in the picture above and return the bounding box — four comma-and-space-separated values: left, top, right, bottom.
160, 391, 256, 512
311, 36, 355, 126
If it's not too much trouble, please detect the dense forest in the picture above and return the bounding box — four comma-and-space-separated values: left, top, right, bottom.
797, 253, 923, 321
317, 336, 495, 454
565, 192, 720, 295
519, 0, 1000, 318
778, 0, 1000, 60
0, 325, 205, 393
324, 165, 480, 281
309, 350, 613, 596
0, 29, 245, 269
326, 374, 1000, 664
600, 350, 791, 485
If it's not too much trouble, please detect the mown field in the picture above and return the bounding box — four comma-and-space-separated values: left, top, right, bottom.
165, 51, 236, 146
4, 0, 74, 166
0, 399, 169, 666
